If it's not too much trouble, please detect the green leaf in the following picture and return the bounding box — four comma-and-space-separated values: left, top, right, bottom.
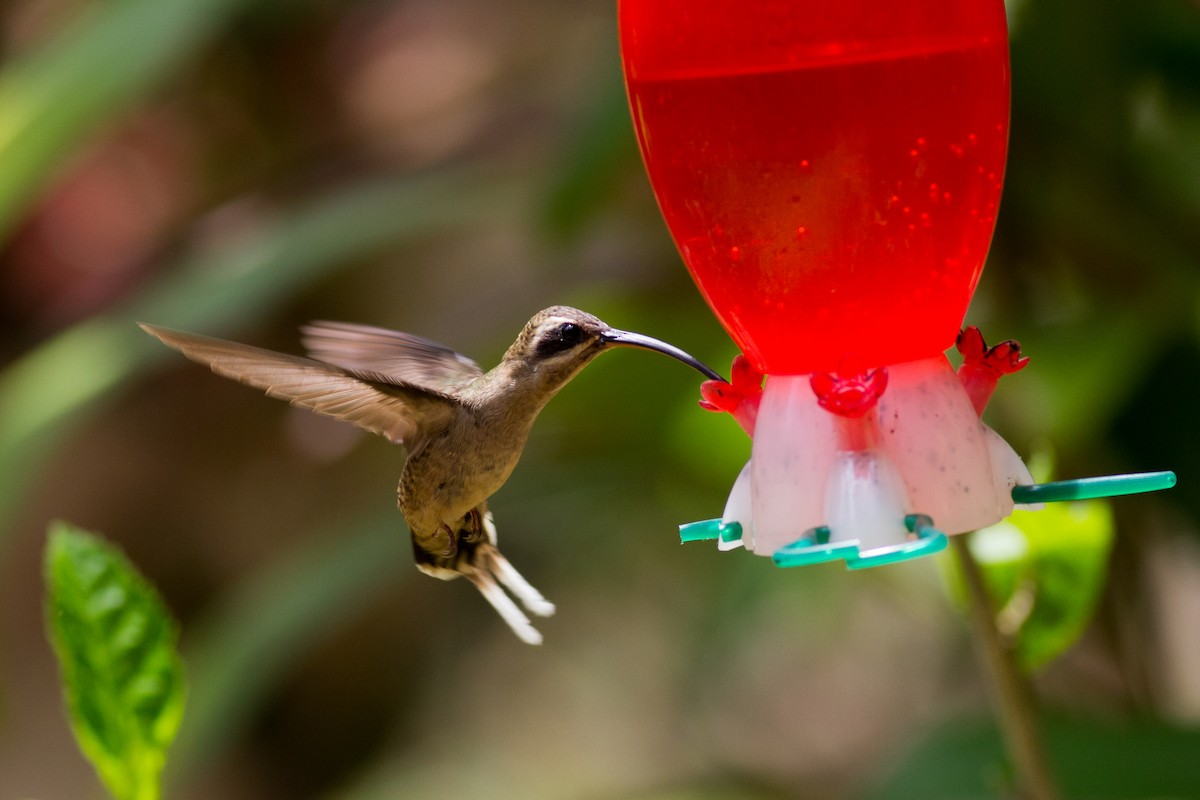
947, 498, 1115, 672
45, 522, 186, 800
1008, 501, 1115, 670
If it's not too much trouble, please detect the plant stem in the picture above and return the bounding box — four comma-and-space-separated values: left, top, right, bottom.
951, 534, 1060, 800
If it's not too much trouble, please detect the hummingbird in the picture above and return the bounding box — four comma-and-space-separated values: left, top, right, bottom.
140, 307, 721, 644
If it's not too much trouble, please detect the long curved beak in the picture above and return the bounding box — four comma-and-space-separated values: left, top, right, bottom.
600, 329, 725, 381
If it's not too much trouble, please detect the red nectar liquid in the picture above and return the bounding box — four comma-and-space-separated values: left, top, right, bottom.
621, 1, 1010, 375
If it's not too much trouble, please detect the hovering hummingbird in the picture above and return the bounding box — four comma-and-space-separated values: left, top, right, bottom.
141, 307, 721, 644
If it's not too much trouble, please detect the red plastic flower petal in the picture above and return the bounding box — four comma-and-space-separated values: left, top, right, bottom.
810, 368, 889, 418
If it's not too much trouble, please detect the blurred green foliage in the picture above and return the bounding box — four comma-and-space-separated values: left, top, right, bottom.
0, 167, 521, 540
868, 715, 1200, 800
0, 0, 258, 241
1, 0, 1199, 798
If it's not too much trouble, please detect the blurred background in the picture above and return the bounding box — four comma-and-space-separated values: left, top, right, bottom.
2, 0, 1200, 797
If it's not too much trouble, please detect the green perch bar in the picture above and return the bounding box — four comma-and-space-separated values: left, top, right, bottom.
1011, 470, 1176, 504
677, 472, 1176, 571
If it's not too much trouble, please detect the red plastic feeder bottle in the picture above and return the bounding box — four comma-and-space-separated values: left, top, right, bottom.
622, 1, 1175, 570
621, 0, 1010, 376
621, 0, 1035, 567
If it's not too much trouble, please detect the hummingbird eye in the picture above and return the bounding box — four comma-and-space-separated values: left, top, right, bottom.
558, 322, 583, 344
536, 321, 586, 357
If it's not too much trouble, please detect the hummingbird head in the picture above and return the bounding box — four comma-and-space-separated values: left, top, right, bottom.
505, 306, 722, 389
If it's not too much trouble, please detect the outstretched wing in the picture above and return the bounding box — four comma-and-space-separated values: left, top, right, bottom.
141, 323, 457, 445
300, 320, 482, 394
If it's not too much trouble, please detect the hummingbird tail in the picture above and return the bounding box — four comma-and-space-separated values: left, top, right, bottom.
466, 571, 544, 645
480, 512, 556, 618
486, 550, 556, 618
417, 510, 555, 644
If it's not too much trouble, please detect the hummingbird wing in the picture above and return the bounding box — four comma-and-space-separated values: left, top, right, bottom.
300, 321, 483, 394
140, 324, 457, 445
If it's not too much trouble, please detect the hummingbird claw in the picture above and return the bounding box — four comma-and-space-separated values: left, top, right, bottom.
467, 571, 543, 645
436, 524, 458, 557
463, 508, 486, 544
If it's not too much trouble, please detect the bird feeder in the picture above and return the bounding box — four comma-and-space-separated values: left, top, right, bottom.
619, 0, 1173, 568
